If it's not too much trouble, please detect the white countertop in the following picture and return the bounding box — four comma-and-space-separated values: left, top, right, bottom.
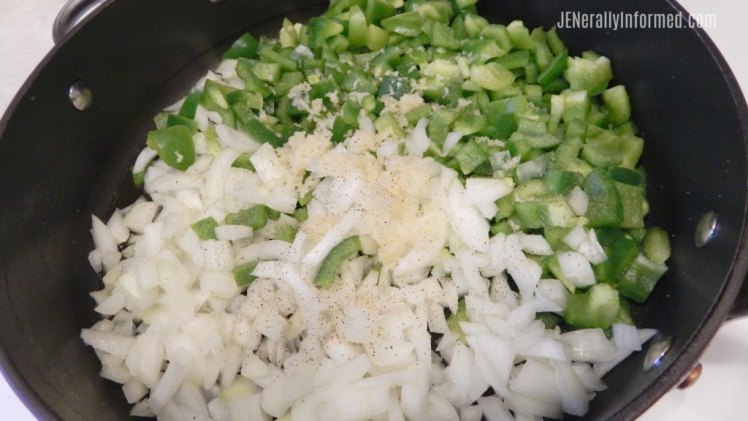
1, 0, 747, 420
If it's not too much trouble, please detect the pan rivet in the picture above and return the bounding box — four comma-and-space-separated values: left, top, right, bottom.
677, 363, 703, 389
694, 211, 717, 248
643, 337, 672, 371
68, 80, 92, 111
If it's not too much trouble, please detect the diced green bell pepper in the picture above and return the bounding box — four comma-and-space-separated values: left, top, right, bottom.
314, 236, 362, 288
222, 33, 260, 59
642, 227, 671, 265
592, 228, 639, 284
146, 126, 195, 171
224, 206, 268, 230
233, 261, 259, 287
564, 283, 620, 329
191, 217, 219, 240
582, 168, 623, 227
617, 254, 667, 303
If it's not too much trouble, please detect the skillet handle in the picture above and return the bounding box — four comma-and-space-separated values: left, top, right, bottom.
52, 0, 108, 44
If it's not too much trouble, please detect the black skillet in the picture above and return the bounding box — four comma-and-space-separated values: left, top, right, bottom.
1, 0, 748, 419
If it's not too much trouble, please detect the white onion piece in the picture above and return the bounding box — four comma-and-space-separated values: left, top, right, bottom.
551, 360, 589, 416
557, 251, 595, 288
567, 187, 589, 216
250, 143, 286, 186
562, 225, 587, 250
123, 201, 160, 234
571, 363, 607, 392
509, 360, 560, 404
447, 180, 489, 252
405, 118, 430, 157
466, 334, 515, 396
612, 323, 642, 351
149, 350, 192, 413
517, 233, 553, 256
442, 131, 463, 155
107, 210, 131, 244
204, 149, 241, 205
80, 329, 134, 358
133, 147, 158, 175
561, 329, 617, 363
215, 225, 253, 241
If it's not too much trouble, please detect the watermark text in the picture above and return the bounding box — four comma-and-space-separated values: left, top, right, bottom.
557, 11, 717, 30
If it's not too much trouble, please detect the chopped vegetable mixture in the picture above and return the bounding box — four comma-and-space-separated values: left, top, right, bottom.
83, 0, 670, 419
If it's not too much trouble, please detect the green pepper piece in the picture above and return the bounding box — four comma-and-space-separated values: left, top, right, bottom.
366, 24, 390, 51
593, 228, 639, 284
405, 104, 431, 126
582, 168, 623, 227
342, 69, 378, 94
348, 5, 369, 47
564, 55, 613, 96
495, 193, 515, 220
276, 71, 306, 96
542, 78, 570, 94
232, 154, 255, 171
481, 24, 512, 51
422, 77, 463, 106
546, 27, 567, 55
308, 17, 345, 50
492, 50, 530, 70
463, 14, 488, 38
537, 312, 562, 329
381, 11, 423, 37
314, 236, 362, 288
224, 206, 268, 230
427, 108, 458, 147
446, 297, 468, 344
544, 170, 582, 195
537, 50, 569, 87
236, 116, 284, 148
564, 283, 620, 329
531, 28, 553, 71
233, 261, 259, 287
609, 166, 643, 186
377, 75, 409, 99
146, 126, 195, 171
429, 21, 460, 49
490, 219, 513, 236
235, 58, 273, 97
293, 206, 309, 222
470, 62, 516, 91
311, 79, 339, 101
341, 100, 362, 127
191, 217, 218, 240
506, 20, 533, 49
166, 114, 198, 134
602, 85, 631, 124
178, 91, 202, 119
274, 223, 298, 243
617, 254, 667, 303
332, 116, 353, 144
513, 194, 574, 229
366, 0, 396, 24
642, 227, 671, 265
253, 62, 282, 84
616, 182, 646, 229
222, 33, 259, 59
259, 47, 298, 72
454, 139, 489, 175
